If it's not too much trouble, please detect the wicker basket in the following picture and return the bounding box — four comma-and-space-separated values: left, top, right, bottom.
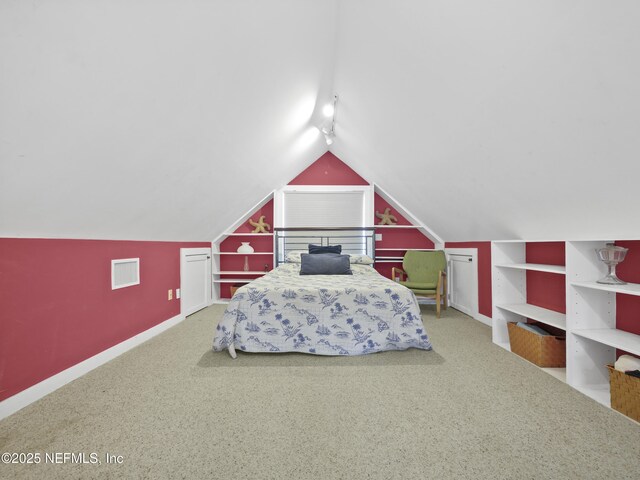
229, 284, 246, 297
607, 365, 640, 422
507, 322, 566, 368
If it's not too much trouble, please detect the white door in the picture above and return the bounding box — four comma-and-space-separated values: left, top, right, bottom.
181, 248, 212, 316
445, 249, 479, 319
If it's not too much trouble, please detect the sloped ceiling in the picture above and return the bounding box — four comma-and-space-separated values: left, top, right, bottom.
0, 0, 337, 241
2, 0, 640, 242
331, 0, 640, 241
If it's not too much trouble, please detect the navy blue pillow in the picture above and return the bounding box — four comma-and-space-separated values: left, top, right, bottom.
308, 244, 342, 255
300, 253, 352, 275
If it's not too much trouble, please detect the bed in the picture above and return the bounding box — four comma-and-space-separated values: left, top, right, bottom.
212, 228, 432, 357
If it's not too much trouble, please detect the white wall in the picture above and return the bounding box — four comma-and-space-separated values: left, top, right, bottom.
0, 0, 337, 241
330, 0, 640, 241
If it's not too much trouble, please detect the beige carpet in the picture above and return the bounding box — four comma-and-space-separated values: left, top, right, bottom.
1, 305, 639, 479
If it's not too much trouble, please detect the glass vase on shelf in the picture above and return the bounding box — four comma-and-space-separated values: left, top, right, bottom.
243, 256, 249, 272
595, 243, 628, 285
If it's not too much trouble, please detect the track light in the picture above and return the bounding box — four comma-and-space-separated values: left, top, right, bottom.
320, 94, 338, 145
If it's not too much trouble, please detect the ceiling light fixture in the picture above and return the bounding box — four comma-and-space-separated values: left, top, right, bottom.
320, 94, 338, 146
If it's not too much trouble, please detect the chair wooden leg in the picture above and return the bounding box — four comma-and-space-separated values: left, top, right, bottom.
436, 291, 441, 318
443, 278, 448, 311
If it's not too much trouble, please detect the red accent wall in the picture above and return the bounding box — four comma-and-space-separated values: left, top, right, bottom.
374, 193, 412, 226
444, 242, 492, 318
615, 241, 640, 339
288, 151, 369, 185
0, 238, 209, 401
374, 193, 434, 278
228, 199, 274, 234
526, 242, 566, 314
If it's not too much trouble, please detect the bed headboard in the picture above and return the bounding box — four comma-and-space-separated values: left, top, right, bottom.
274, 227, 376, 267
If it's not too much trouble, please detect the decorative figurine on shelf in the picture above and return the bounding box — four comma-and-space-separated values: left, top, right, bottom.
375, 207, 397, 225
596, 243, 628, 285
249, 216, 271, 233
264, 263, 269, 272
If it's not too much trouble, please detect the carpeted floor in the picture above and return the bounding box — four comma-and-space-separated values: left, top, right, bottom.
1, 305, 639, 479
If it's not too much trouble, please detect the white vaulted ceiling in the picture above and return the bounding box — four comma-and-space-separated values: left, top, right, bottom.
2, 1, 640, 242
0, 0, 337, 240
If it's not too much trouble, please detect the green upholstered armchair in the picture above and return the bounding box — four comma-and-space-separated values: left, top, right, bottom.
392, 250, 448, 318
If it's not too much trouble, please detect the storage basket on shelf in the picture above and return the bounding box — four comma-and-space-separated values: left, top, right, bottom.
607, 365, 640, 422
229, 284, 247, 297
507, 322, 566, 368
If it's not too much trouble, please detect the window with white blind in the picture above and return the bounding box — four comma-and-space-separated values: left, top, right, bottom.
281, 190, 367, 228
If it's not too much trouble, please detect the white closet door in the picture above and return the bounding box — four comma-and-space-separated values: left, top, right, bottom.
181, 248, 211, 316
446, 249, 479, 319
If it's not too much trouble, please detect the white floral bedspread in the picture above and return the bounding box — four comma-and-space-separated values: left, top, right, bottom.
212, 263, 432, 355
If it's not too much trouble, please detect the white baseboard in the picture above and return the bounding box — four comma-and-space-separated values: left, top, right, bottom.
0, 313, 185, 421
475, 313, 492, 327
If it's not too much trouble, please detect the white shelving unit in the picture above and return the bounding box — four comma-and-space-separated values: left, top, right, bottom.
495, 263, 566, 274
213, 275, 267, 283
493, 239, 640, 417
572, 328, 640, 356
211, 192, 276, 302
492, 241, 566, 350
571, 281, 640, 296
213, 252, 273, 256
496, 303, 566, 330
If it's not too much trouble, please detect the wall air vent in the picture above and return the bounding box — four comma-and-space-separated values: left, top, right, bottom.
111, 258, 140, 290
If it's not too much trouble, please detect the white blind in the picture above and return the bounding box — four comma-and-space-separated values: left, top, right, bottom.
283, 191, 365, 227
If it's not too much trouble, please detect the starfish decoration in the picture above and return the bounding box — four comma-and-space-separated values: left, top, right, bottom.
248, 215, 271, 233
375, 207, 397, 225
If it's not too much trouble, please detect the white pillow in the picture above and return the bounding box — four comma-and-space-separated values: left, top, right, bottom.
284, 250, 306, 263
615, 354, 640, 372
349, 253, 374, 265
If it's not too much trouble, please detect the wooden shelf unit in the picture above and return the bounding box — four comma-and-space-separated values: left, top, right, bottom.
492, 239, 640, 415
